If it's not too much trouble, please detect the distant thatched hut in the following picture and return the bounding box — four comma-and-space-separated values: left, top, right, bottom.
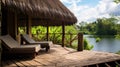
1, 0, 77, 46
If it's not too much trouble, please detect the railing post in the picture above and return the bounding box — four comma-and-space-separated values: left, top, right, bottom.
77, 33, 83, 51
62, 24, 65, 47
46, 26, 49, 41
69, 33, 72, 46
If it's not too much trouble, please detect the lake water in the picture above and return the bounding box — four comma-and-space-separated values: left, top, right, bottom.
84, 35, 120, 53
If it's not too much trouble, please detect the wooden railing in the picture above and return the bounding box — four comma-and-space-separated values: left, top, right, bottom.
32, 33, 83, 51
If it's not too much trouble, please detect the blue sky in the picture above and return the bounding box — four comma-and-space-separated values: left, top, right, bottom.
60, 0, 120, 23
77, 0, 99, 7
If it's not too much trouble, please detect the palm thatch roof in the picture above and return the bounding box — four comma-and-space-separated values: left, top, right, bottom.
1, 0, 77, 26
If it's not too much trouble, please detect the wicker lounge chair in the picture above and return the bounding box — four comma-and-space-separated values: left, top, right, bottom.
21, 34, 53, 51
0, 35, 41, 58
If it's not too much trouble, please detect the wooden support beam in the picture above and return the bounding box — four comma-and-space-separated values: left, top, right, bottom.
7, 11, 17, 40
26, 16, 31, 37
14, 12, 20, 42
77, 33, 83, 51
62, 24, 65, 47
1, 6, 8, 35
46, 25, 49, 41
14, 12, 18, 39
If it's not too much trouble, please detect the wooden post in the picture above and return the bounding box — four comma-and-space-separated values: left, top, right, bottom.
62, 24, 65, 47
77, 33, 83, 51
15, 12, 17, 39
26, 16, 31, 37
7, 11, 17, 40
0, 2, 1, 66
46, 25, 49, 41
14, 12, 20, 42
1, 6, 8, 35
69, 33, 72, 46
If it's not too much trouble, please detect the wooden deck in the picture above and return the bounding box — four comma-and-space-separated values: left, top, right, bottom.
1, 44, 120, 67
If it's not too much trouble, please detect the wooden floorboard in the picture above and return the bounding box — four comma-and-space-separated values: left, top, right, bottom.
11, 59, 25, 67
5, 60, 18, 67
17, 59, 33, 66
2, 61, 9, 67
1, 44, 120, 67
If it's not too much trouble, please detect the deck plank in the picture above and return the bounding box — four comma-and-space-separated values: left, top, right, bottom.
34, 58, 56, 66
12, 59, 26, 67
2, 44, 120, 67
15, 59, 31, 66
1, 61, 9, 67
5, 60, 18, 67
24, 59, 42, 66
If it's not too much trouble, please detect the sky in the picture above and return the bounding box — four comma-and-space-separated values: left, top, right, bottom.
60, 0, 120, 23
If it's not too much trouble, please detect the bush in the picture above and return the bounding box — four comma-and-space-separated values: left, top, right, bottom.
84, 39, 94, 50
115, 34, 120, 40
116, 50, 120, 54
96, 37, 101, 42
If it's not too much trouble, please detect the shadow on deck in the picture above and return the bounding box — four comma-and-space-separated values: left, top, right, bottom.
1, 44, 120, 67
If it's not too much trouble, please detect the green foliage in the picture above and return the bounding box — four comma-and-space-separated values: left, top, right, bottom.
115, 23, 120, 39
85, 22, 96, 34
19, 27, 26, 34
76, 21, 92, 34
96, 37, 101, 42
116, 50, 120, 54
65, 25, 78, 33
77, 17, 119, 36
96, 18, 118, 35
66, 40, 78, 49
31, 26, 47, 34
115, 34, 120, 39
66, 38, 94, 50
19, 25, 94, 50
19, 25, 78, 45
84, 38, 94, 50
114, 0, 120, 3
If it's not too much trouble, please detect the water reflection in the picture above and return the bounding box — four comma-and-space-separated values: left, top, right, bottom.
84, 35, 120, 53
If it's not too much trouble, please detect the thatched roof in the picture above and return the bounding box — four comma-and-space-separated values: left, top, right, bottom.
1, 0, 77, 26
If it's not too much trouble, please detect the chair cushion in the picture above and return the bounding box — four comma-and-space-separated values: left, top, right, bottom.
21, 34, 35, 43
0, 35, 41, 54
0, 35, 20, 49
12, 44, 41, 53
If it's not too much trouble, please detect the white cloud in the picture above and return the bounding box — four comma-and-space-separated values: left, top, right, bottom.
60, 0, 120, 23
109, 3, 120, 16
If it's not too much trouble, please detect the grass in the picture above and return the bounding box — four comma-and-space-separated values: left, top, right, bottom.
116, 50, 120, 54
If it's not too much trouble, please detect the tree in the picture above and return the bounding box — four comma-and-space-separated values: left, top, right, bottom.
114, 0, 120, 3
85, 22, 96, 34
79, 21, 86, 31
96, 18, 118, 35
113, 0, 120, 39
